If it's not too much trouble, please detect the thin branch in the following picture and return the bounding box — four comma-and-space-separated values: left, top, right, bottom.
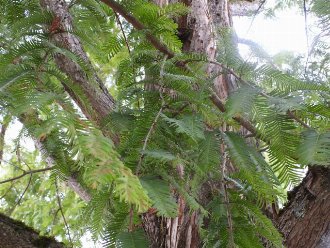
99, 0, 175, 58
258, 146, 269, 153
136, 55, 167, 174
287, 110, 310, 129
129, 206, 134, 232
0, 117, 10, 166
210, 93, 258, 137
15, 142, 22, 167
0, 167, 54, 185
8, 173, 32, 215
114, 11, 131, 54
0, 182, 14, 200
19, 113, 92, 202
53, 208, 61, 225
220, 151, 235, 247
0, 159, 25, 173
136, 106, 165, 175
100, 0, 311, 134
303, 0, 310, 75
209, 61, 311, 129
15, 174, 32, 207
68, 0, 77, 8
55, 179, 73, 246
246, 0, 266, 34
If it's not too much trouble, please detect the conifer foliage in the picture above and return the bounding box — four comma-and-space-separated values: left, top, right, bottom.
0, 0, 329, 247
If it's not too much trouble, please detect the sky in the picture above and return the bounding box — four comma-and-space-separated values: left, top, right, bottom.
234, 3, 312, 56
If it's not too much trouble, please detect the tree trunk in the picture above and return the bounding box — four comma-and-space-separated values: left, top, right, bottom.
144, 1, 330, 247
277, 166, 330, 248
142, 1, 236, 247
40, 0, 115, 127
36, 0, 330, 247
0, 212, 64, 248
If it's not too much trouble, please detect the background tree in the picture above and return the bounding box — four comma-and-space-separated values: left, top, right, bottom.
0, 0, 329, 247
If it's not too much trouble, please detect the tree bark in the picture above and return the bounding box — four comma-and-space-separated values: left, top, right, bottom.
277, 166, 330, 248
40, 0, 115, 126
0, 212, 64, 248
143, 1, 330, 247
142, 1, 237, 247
34, 1, 330, 247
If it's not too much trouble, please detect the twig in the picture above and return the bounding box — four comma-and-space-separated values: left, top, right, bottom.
114, 11, 142, 109
129, 206, 134, 232
68, 0, 78, 8
0, 182, 14, 200
53, 208, 61, 225
135, 55, 167, 174
287, 110, 310, 129
209, 61, 311, 129
220, 150, 235, 247
0, 117, 10, 166
246, 0, 266, 34
303, 0, 310, 76
0, 159, 25, 173
8, 172, 32, 215
15, 174, 32, 207
258, 146, 269, 153
55, 179, 73, 246
99, 0, 175, 58
210, 93, 258, 137
15, 142, 22, 167
114, 11, 131, 54
100, 0, 311, 136
0, 167, 54, 184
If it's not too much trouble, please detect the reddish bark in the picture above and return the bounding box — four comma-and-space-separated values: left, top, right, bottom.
40, 0, 115, 126
37, 1, 330, 247
277, 166, 330, 248
141, 1, 236, 247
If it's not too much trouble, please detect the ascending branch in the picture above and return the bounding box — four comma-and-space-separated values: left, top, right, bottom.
210, 93, 258, 136
136, 56, 168, 174
32, 135, 92, 202
99, 0, 175, 58
55, 179, 73, 245
99, 0, 310, 140
0, 167, 54, 185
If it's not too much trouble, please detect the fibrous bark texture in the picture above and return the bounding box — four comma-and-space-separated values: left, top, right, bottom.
0, 213, 64, 248
143, 1, 236, 247
40, 0, 115, 126
277, 166, 330, 248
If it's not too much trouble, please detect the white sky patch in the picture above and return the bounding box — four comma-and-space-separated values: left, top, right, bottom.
234, 7, 309, 55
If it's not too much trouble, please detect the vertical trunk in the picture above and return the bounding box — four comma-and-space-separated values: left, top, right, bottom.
143, 1, 236, 247
277, 166, 330, 248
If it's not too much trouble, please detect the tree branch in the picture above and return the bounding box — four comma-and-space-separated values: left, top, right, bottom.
210, 93, 258, 136
0, 167, 54, 185
136, 56, 167, 174
287, 110, 310, 129
0, 115, 10, 165
55, 179, 73, 246
100, 1, 311, 133
19, 113, 92, 202
99, 0, 175, 58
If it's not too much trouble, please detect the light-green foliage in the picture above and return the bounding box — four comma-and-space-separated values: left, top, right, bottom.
0, 0, 329, 247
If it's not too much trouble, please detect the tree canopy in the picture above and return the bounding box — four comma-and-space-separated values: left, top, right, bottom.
0, 0, 329, 247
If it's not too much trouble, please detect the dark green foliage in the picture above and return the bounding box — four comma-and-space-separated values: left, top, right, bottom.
0, 0, 329, 247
